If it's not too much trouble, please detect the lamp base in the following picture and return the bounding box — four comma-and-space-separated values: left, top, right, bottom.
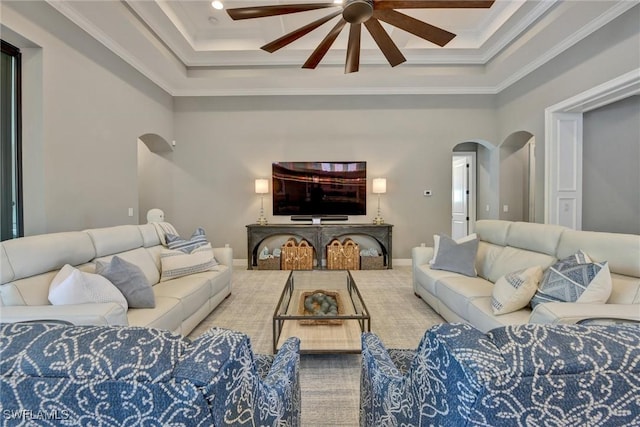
373, 216, 385, 225
257, 216, 268, 225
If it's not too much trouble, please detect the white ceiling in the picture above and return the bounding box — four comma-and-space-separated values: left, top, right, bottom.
46, 0, 636, 96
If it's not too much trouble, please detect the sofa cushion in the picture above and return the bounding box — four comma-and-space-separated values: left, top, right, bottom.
138, 224, 162, 247
86, 225, 144, 257
475, 241, 504, 280
94, 247, 160, 287
487, 246, 556, 284
557, 229, 640, 278
435, 276, 493, 321
415, 265, 461, 296
475, 220, 511, 246
48, 264, 128, 311
491, 266, 543, 315
467, 297, 531, 333
431, 235, 478, 277
95, 256, 155, 308
154, 274, 212, 317
608, 273, 640, 304
506, 222, 565, 256
0, 232, 95, 283
531, 251, 612, 308
127, 296, 183, 332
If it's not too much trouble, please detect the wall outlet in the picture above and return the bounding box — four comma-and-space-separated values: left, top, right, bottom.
503, 205, 509, 213
423, 190, 432, 196
128, 208, 134, 217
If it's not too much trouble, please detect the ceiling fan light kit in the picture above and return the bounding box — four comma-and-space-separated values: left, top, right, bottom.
227, 0, 494, 74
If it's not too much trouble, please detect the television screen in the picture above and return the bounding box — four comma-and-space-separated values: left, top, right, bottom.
272, 161, 367, 216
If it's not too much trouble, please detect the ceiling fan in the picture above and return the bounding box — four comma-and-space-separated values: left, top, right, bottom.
227, 0, 495, 73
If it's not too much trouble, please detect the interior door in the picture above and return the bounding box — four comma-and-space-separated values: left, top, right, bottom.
451, 155, 471, 239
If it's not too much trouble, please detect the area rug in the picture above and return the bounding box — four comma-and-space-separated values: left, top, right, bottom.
189, 267, 444, 426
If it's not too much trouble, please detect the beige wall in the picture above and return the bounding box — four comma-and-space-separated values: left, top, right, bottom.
169, 96, 497, 258
2, 1, 174, 234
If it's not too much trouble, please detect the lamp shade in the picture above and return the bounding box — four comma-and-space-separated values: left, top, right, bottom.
372, 178, 387, 194
255, 179, 269, 194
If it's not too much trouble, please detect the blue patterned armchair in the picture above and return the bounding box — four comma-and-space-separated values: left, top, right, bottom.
360, 323, 640, 426
0, 322, 300, 426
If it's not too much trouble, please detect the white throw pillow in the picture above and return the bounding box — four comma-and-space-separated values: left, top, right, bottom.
491, 265, 543, 315
160, 243, 218, 282
430, 233, 477, 265
48, 264, 128, 310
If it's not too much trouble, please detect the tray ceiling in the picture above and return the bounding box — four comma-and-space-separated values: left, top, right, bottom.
44, 0, 636, 96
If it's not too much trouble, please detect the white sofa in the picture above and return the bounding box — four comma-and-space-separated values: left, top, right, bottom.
412, 220, 640, 333
0, 223, 232, 335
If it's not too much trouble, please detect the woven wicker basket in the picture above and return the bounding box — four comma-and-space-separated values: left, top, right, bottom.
281, 238, 314, 270
360, 256, 384, 270
257, 257, 280, 270
327, 238, 360, 270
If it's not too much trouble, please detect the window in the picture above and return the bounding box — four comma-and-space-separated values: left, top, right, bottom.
1, 40, 23, 240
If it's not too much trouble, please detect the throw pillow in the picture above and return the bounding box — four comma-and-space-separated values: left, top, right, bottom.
491, 265, 543, 315
48, 264, 128, 310
430, 233, 477, 265
160, 243, 218, 282
95, 256, 156, 308
430, 234, 478, 277
530, 250, 612, 308
165, 227, 209, 253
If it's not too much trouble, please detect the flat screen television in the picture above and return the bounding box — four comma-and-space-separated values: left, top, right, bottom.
272, 161, 366, 217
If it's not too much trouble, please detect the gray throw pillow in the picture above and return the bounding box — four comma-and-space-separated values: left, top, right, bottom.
95, 256, 156, 308
430, 234, 478, 277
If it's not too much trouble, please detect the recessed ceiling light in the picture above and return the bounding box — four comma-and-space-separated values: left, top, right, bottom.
211, 1, 224, 10
333, 0, 343, 4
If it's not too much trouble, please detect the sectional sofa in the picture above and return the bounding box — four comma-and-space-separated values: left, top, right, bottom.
412, 220, 640, 332
0, 223, 232, 335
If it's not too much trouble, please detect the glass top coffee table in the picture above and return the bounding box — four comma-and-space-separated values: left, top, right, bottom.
273, 270, 371, 354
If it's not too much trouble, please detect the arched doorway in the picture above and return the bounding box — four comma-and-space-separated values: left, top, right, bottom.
451, 140, 495, 238
137, 133, 173, 224
498, 131, 535, 222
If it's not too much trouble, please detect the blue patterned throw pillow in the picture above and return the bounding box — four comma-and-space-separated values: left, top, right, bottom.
531, 250, 612, 308
166, 227, 209, 253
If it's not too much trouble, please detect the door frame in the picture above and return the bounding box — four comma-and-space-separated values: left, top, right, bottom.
452, 151, 477, 237
545, 70, 640, 228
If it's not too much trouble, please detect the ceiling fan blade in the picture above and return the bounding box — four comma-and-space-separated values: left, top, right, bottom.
303, 18, 348, 69
364, 18, 406, 67
345, 23, 362, 74
374, 9, 455, 46
227, 3, 337, 20
262, 11, 342, 53
374, 0, 494, 9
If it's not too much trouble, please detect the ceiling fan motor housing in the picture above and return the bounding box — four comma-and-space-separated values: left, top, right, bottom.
343, 0, 374, 24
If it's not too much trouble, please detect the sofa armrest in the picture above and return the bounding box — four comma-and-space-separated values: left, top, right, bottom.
529, 303, 640, 325
411, 246, 434, 292
0, 303, 128, 326
412, 246, 434, 268
213, 246, 233, 268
